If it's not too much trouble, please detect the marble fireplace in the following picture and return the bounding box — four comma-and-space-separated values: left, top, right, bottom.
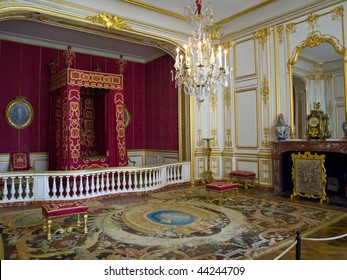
271, 140, 347, 194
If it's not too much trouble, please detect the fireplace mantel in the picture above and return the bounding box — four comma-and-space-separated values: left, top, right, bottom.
271, 140, 347, 192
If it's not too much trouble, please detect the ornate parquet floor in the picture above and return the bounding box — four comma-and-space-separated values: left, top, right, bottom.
238, 187, 347, 260
0, 183, 346, 260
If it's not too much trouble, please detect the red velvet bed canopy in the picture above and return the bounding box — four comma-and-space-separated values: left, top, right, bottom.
48, 68, 127, 170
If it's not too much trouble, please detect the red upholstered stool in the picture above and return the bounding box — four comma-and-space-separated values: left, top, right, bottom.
42, 201, 88, 240
205, 182, 239, 205
230, 170, 256, 190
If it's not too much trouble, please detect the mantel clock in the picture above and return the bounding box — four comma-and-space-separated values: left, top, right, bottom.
305, 102, 331, 140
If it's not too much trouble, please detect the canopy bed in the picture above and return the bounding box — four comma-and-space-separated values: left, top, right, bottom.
48, 68, 127, 170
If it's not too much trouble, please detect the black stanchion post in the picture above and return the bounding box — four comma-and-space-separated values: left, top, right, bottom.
295, 230, 301, 260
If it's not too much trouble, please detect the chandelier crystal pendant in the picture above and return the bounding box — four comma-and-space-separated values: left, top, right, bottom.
172, 0, 231, 102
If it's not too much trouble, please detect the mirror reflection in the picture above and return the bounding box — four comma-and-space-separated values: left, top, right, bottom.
292, 42, 345, 139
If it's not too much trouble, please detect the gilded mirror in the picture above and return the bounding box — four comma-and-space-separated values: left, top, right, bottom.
288, 31, 347, 139
124, 106, 131, 128
5, 96, 34, 129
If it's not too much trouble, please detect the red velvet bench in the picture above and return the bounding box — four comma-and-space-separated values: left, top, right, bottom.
42, 201, 88, 240
205, 182, 239, 205
230, 170, 256, 190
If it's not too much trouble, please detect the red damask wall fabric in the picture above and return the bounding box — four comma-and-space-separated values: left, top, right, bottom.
0, 40, 178, 160
145, 56, 178, 150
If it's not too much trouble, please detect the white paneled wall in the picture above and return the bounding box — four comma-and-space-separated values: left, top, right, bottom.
193, 2, 347, 189
235, 88, 258, 149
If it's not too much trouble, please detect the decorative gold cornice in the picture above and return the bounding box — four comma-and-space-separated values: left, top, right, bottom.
125, 0, 276, 27
287, 5, 344, 31
88, 13, 132, 30
261, 75, 269, 105
0, 11, 33, 20
0, 6, 179, 57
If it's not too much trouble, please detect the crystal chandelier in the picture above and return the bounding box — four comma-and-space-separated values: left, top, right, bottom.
172, 0, 231, 102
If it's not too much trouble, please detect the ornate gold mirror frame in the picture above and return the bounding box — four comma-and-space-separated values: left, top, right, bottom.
5, 96, 34, 129
288, 31, 347, 138
124, 106, 131, 128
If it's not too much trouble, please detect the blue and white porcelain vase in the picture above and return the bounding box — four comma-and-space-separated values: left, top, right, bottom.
274, 114, 290, 141
343, 121, 347, 139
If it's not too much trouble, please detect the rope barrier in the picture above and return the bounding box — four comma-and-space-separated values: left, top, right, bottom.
274, 240, 297, 260
301, 232, 347, 242
272, 230, 347, 260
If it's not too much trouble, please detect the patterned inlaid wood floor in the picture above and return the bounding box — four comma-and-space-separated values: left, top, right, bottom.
0, 183, 345, 260
241, 188, 347, 260
255, 215, 347, 260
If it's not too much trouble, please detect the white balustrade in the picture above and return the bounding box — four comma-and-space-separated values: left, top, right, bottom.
0, 162, 190, 205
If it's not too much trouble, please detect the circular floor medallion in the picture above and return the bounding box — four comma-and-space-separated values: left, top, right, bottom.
146, 210, 196, 226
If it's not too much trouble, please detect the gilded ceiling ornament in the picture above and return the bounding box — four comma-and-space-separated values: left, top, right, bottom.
255, 28, 270, 49
307, 13, 319, 31
88, 13, 132, 30
276, 25, 284, 44
261, 75, 269, 105
205, 25, 223, 40
219, 41, 232, 50
286, 24, 296, 34
331, 6, 344, 21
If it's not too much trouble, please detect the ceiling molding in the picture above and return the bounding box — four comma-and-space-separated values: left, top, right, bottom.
122, 0, 185, 20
